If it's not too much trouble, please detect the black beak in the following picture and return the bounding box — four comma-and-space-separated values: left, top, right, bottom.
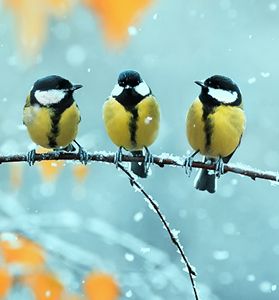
194, 81, 206, 88
71, 84, 83, 91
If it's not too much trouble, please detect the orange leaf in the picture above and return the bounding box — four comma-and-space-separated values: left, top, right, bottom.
84, 0, 152, 44
72, 165, 89, 184
10, 164, 24, 190
5, 0, 73, 58
61, 294, 83, 300
0, 233, 45, 269
46, 0, 73, 16
22, 271, 64, 300
37, 147, 64, 182
83, 273, 120, 300
0, 268, 12, 298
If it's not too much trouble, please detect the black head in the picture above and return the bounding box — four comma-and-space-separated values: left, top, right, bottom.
111, 70, 151, 108
118, 70, 142, 88
30, 75, 82, 106
33, 75, 73, 91
195, 75, 242, 106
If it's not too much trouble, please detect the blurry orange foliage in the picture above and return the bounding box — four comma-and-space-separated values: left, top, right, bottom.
84, 272, 120, 300
4, 0, 73, 57
72, 165, 89, 183
22, 271, 64, 300
0, 233, 121, 300
0, 234, 45, 268
84, 0, 152, 43
0, 268, 12, 298
37, 147, 64, 182
5, 0, 152, 58
10, 164, 24, 190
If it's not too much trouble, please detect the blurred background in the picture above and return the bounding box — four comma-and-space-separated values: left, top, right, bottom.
0, 0, 279, 299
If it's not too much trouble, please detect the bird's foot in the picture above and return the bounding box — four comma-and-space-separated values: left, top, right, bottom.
184, 150, 199, 177
26, 149, 36, 166
114, 147, 123, 168
143, 147, 154, 175
74, 140, 89, 165
215, 157, 225, 178
78, 147, 89, 165
184, 156, 194, 177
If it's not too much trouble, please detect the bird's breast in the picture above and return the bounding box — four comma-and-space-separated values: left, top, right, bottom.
103, 96, 160, 150
186, 98, 245, 158
23, 103, 80, 148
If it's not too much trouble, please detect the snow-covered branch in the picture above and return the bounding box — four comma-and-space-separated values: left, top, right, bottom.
1, 151, 278, 183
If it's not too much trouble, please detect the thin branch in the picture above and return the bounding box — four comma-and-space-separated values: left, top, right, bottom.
117, 163, 200, 300
0, 151, 278, 183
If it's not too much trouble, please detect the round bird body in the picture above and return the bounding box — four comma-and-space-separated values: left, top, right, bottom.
24, 96, 80, 149
103, 95, 159, 151
187, 98, 245, 157
23, 75, 87, 165
103, 70, 160, 178
186, 75, 246, 193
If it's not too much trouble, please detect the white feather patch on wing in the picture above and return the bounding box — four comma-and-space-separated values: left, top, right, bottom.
135, 81, 150, 96
35, 89, 66, 105
208, 87, 238, 104
111, 84, 124, 97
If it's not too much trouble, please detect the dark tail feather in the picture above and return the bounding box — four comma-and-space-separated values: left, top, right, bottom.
194, 158, 216, 193
131, 151, 148, 178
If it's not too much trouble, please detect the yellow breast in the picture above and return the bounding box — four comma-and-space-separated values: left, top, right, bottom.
135, 96, 160, 149
186, 98, 245, 158
103, 97, 133, 149
55, 103, 80, 147
103, 95, 160, 151
23, 102, 80, 149
23, 104, 53, 148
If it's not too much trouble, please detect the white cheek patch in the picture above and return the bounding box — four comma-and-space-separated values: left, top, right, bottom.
111, 84, 124, 97
208, 87, 238, 104
135, 81, 150, 96
35, 89, 66, 105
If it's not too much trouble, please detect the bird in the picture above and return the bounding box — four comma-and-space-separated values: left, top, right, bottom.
103, 70, 160, 178
186, 75, 246, 193
23, 75, 88, 165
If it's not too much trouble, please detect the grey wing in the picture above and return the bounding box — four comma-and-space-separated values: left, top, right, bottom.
23, 95, 31, 125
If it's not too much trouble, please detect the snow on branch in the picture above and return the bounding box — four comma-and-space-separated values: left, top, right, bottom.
117, 163, 200, 300
0, 151, 279, 183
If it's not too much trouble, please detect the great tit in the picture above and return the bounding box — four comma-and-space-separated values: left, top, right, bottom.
23, 75, 88, 165
186, 75, 246, 193
103, 70, 160, 178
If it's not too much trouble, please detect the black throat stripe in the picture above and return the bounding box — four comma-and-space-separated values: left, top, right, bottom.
47, 96, 75, 148
127, 106, 139, 148
202, 103, 215, 151
48, 109, 61, 148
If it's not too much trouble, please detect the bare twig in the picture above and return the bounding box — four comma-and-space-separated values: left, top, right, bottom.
0, 151, 278, 183
117, 163, 200, 300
